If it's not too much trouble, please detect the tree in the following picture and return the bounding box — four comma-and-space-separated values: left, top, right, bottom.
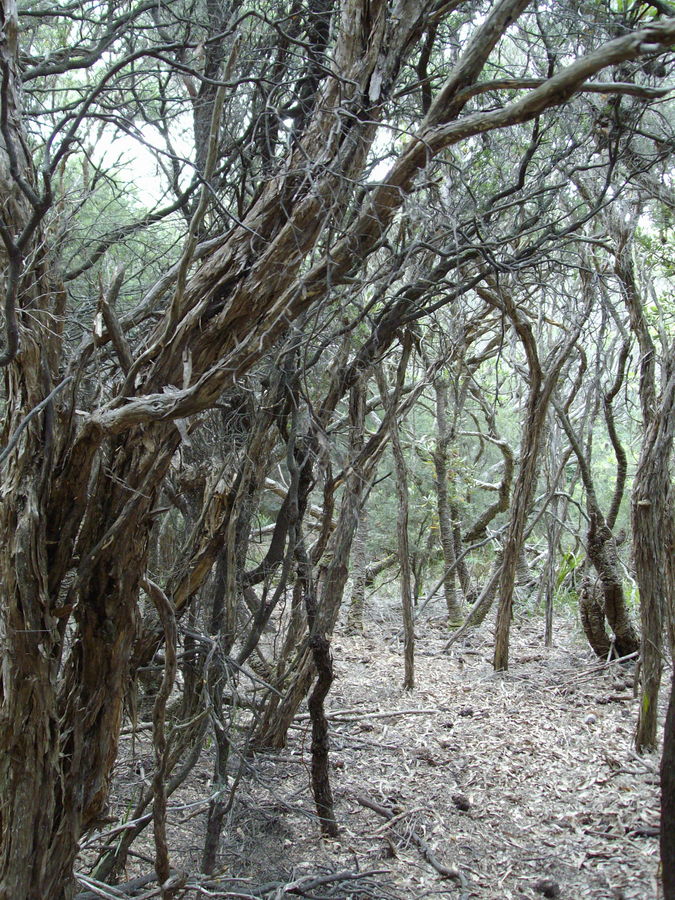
1, 0, 674, 895
433, 376, 465, 623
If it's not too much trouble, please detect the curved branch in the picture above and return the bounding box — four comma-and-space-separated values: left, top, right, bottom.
604, 341, 630, 531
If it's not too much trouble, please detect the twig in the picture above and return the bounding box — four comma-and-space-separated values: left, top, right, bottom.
79, 813, 154, 848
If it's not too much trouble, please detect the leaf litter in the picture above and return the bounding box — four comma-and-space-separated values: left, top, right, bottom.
88, 604, 666, 899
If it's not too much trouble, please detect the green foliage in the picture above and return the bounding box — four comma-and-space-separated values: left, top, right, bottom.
556, 551, 583, 590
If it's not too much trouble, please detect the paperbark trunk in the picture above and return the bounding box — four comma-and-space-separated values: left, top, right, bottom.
634, 350, 675, 751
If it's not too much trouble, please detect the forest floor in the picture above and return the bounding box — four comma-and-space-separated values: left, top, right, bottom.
92, 600, 667, 900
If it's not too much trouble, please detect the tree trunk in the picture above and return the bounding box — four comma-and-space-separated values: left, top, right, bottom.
452, 502, 474, 602
443, 551, 504, 652
488, 277, 586, 671
579, 576, 613, 658
391, 415, 415, 690
553, 396, 640, 660
634, 348, 674, 752
493, 394, 545, 670
433, 379, 463, 624
307, 634, 338, 835
252, 376, 378, 748
585, 513, 640, 658
377, 350, 415, 690
346, 506, 369, 633
662, 667, 675, 899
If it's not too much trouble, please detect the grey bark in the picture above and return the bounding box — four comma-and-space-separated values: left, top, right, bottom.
346, 504, 369, 634
377, 344, 415, 690
433, 378, 463, 623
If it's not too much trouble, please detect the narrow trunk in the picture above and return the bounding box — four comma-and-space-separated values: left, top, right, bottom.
377, 353, 414, 690
634, 351, 674, 752
346, 375, 369, 635
452, 503, 474, 601
662, 667, 675, 899
252, 378, 375, 748
544, 491, 561, 647
488, 279, 585, 671
307, 635, 338, 835
200, 676, 232, 874
346, 506, 369, 633
443, 551, 504, 651
391, 420, 415, 690
433, 379, 463, 623
493, 389, 547, 670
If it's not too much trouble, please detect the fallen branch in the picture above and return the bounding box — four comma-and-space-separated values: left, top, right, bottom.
75, 871, 188, 900
297, 706, 444, 723
354, 794, 465, 885
270, 868, 391, 895
553, 650, 639, 690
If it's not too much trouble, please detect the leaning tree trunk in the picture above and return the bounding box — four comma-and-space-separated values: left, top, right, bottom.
493, 388, 547, 670
251, 482, 365, 749
252, 374, 376, 748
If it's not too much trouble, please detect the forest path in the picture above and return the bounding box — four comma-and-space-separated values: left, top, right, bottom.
243, 611, 662, 899
100, 608, 664, 899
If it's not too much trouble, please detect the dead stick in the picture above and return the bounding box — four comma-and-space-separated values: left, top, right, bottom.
553, 650, 639, 689
297, 707, 444, 723
354, 794, 465, 885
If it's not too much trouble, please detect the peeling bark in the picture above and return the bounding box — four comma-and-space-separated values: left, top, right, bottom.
662, 667, 675, 899
633, 348, 675, 752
